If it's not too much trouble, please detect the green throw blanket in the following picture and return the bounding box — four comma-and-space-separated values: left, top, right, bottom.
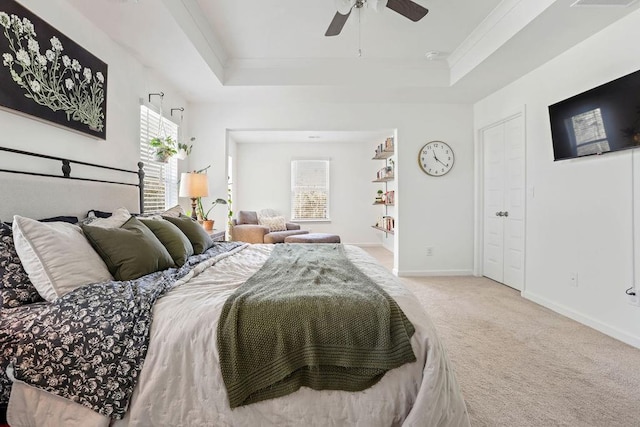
217, 243, 416, 408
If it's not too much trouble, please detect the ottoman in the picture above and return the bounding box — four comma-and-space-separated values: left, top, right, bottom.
284, 233, 341, 243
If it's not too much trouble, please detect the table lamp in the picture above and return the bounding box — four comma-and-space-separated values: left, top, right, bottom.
179, 172, 209, 220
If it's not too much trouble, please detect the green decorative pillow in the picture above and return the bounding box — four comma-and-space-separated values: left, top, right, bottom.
162, 215, 213, 255
139, 218, 193, 267
82, 217, 175, 281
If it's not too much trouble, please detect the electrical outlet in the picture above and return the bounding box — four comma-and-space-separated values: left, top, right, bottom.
568, 272, 578, 287
426, 247, 434, 256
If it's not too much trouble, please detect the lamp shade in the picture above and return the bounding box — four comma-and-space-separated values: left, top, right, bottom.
179, 173, 209, 198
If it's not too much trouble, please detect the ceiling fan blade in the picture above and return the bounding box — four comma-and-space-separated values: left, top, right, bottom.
325, 10, 351, 36
385, 0, 428, 22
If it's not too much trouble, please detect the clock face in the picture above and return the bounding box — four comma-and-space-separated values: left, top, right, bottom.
418, 141, 454, 176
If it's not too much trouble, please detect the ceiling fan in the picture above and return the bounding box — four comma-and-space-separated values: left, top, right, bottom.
325, 0, 429, 37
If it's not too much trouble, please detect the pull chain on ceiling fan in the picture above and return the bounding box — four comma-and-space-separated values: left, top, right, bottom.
325, 0, 429, 37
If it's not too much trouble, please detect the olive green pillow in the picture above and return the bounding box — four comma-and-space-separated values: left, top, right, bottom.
162, 215, 213, 255
82, 216, 175, 281
139, 218, 193, 267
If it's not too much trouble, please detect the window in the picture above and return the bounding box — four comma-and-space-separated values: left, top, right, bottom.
139, 105, 178, 214
569, 108, 610, 156
291, 159, 330, 221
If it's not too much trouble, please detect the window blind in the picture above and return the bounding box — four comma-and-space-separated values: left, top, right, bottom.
140, 105, 178, 214
570, 108, 611, 157
291, 160, 330, 221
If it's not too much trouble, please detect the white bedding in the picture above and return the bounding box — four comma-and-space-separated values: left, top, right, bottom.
8, 244, 469, 426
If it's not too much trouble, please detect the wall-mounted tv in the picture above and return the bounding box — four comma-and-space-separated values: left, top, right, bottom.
548, 69, 640, 161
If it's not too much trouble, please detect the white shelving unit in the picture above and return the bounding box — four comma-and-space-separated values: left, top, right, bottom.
372, 138, 395, 236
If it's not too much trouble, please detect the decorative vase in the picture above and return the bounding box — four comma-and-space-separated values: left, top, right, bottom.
175, 149, 188, 160
201, 219, 214, 231
153, 152, 169, 163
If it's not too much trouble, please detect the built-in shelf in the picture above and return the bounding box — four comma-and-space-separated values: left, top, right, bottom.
372, 138, 395, 242
372, 176, 394, 182
372, 226, 395, 235
372, 150, 394, 160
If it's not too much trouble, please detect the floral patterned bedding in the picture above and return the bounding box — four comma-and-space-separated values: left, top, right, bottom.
0, 302, 47, 405
0, 242, 243, 419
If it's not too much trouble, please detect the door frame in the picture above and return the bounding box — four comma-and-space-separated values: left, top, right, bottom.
474, 106, 527, 292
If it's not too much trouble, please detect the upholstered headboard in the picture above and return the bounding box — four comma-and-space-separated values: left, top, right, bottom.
0, 147, 144, 222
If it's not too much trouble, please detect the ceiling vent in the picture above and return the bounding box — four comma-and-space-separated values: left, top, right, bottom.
571, 0, 638, 6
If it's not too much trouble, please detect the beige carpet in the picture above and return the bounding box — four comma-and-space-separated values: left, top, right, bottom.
361, 246, 640, 427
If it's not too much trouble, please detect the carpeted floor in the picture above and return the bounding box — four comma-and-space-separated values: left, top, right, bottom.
361, 246, 640, 427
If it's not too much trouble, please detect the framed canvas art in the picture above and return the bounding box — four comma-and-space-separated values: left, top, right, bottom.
0, 1, 108, 139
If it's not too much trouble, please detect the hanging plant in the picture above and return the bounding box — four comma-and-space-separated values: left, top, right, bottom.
173, 107, 193, 160
176, 136, 195, 160
149, 92, 176, 163
149, 135, 177, 163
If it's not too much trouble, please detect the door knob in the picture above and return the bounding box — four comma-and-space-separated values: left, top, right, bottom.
496, 211, 504, 217
504, 211, 509, 217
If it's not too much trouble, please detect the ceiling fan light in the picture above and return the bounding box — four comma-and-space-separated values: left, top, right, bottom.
369, 0, 389, 11
336, 0, 357, 15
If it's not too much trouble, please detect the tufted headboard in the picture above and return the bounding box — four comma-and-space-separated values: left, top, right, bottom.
0, 146, 144, 222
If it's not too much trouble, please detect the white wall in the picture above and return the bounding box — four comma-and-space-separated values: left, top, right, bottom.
474, 8, 640, 347
0, 0, 188, 212
234, 139, 387, 245
189, 103, 475, 275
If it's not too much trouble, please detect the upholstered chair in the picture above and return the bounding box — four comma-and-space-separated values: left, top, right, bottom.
230, 210, 308, 244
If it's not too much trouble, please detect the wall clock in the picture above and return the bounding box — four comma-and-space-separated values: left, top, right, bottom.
418, 141, 455, 176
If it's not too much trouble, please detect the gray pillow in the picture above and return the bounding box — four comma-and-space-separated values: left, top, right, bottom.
82, 217, 175, 281
237, 211, 258, 225
139, 218, 194, 267
162, 215, 213, 255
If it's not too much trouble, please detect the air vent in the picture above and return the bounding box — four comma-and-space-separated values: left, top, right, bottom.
571, 0, 638, 6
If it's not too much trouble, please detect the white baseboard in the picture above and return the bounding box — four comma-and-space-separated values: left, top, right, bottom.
397, 269, 474, 277
523, 290, 640, 349
350, 243, 387, 248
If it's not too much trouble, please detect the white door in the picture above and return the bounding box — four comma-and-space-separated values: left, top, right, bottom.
483, 125, 506, 283
482, 115, 525, 290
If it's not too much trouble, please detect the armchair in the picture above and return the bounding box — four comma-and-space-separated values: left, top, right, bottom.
230, 210, 308, 244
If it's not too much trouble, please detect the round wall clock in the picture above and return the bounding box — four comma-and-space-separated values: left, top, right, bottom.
418, 141, 455, 176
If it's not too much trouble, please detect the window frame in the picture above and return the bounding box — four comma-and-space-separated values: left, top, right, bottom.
139, 104, 179, 214
290, 159, 331, 222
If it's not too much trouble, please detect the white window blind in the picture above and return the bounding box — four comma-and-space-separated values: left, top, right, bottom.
569, 108, 611, 156
291, 160, 330, 221
140, 105, 178, 214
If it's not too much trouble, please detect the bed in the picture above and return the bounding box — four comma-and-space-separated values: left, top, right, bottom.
0, 148, 470, 426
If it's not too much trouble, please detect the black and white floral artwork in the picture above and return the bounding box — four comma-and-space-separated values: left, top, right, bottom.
0, 1, 108, 139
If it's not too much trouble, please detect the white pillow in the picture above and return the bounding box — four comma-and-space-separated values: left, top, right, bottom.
12, 216, 113, 301
258, 216, 287, 232
161, 204, 185, 218
88, 207, 131, 228
258, 208, 281, 219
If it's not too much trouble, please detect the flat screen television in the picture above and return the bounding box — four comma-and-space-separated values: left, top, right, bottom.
548, 69, 640, 161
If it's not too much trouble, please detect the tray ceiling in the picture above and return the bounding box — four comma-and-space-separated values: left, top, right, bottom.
68, 0, 640, 103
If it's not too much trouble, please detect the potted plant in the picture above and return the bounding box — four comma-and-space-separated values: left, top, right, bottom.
196, 197, 227, 231
175, 137, 195, 160
149, 135, 177, 163
375, 189, 384, 203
